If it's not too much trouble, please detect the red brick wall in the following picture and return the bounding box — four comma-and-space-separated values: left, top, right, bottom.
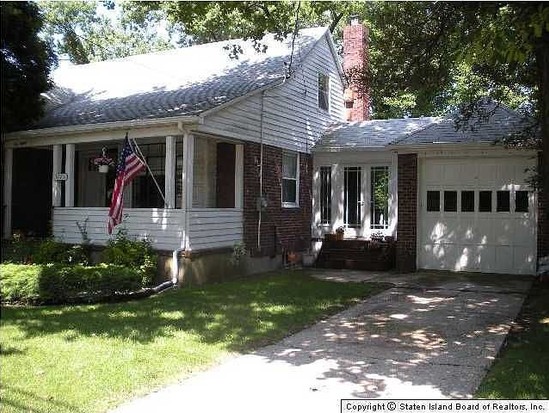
396, 153, 418, 272
343, 21, 369, 121
243, 142, 312, 257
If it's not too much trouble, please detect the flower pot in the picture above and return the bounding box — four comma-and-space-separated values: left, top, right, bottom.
98, 165, 109, 173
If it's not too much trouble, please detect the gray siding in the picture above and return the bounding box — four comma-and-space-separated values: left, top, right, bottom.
203, 34, 344, 153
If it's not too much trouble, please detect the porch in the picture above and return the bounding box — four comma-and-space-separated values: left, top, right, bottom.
3, 130, 245, 253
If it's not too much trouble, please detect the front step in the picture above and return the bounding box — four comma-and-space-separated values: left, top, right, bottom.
316, 239, 395, 271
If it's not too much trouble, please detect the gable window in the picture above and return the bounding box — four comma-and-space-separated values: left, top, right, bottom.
282, 152, 299, 207
371, 166, 389, 229
318, 73, 330, 111
319, 166, 331, 224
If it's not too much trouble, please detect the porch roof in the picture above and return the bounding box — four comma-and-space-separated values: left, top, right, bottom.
32, 27, 328, 130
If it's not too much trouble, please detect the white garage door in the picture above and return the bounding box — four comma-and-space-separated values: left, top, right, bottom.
418, 156, 537, 275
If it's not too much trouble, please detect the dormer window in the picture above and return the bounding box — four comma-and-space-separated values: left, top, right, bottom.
318, 73, 330, 111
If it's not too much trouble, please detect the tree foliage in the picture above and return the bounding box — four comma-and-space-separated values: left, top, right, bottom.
1, 2, 55, 133
39, 1, 173, 64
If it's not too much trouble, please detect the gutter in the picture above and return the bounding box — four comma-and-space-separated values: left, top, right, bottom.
4, 115, 203, 141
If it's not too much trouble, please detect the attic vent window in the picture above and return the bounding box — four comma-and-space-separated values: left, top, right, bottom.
318, 73, 330, 111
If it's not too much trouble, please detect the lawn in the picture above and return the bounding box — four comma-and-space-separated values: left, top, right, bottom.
0, 270, 387, 413
475, 280, 549, 399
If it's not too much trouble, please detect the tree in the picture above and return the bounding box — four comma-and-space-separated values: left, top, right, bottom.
39, 1, 174, 64
1, 2, 55, 133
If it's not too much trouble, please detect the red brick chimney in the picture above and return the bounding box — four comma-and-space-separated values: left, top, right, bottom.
343, 16, 370, 121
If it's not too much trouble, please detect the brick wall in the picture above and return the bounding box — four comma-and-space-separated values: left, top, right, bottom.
396, 153, 418, 272
343, 20, 369, 121
243, 142, 312, 257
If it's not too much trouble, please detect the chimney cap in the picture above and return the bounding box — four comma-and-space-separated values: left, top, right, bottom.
349, 15, 360, 25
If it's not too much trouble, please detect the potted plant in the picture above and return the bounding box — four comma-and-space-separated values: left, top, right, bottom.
93, 148, 114, 173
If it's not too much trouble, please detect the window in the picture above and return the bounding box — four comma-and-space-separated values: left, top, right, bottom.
318, 73, 330, 111
496, 190, 510, 212
443, 191, 457, 212
515, 191, 529, 212
282, 152, 299, 207
344, 167, 361, 227
479, 191, 492, 212
371, 166, 389, 229
426, 191, 440, 212
319, 166, 331, 224
132, 143, 165, 208
461, 191, 475, 212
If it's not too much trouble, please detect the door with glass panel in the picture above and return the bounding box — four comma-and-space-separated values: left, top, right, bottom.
343, 166, 363, 236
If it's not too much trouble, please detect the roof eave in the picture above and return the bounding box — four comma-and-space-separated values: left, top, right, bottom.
3, 115, 203, 141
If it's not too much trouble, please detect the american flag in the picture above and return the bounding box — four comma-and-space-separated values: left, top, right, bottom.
107, 137, 146, 234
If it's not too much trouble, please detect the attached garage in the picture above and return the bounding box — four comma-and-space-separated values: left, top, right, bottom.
418, 153, 538, 275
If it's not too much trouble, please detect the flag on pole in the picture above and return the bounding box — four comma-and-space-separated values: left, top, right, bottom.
107, 136, 146, 234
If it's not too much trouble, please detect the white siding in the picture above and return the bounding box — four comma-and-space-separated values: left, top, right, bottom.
187, 209, 243, 250
203, 34, 344, 153
53, 207, 185, 250
53, 207, 243, 252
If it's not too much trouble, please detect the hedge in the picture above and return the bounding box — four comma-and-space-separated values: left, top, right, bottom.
1, 263, 145, 305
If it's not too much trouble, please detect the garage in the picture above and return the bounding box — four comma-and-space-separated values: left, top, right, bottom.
418, 154, 538, 275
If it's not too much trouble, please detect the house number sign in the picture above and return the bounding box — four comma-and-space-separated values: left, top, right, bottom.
55, 173, 68, 181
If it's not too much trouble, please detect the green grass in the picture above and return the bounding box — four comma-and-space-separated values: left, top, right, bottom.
0, 270, 388, 413
476, 280, 549, 399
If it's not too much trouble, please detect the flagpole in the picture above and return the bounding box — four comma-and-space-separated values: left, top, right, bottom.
129, 135, 167, 207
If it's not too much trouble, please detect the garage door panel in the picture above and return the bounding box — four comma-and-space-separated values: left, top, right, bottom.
419, 156, 536, 275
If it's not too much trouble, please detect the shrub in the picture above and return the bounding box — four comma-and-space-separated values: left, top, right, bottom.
1, 263, 144, 305
102, 233, 157, 286
33, 239, 89, 266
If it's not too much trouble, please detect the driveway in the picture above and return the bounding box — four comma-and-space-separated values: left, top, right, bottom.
112, 270, 532, 413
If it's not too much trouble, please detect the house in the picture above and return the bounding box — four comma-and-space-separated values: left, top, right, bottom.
3, 19, 545, 278
2, 26, 345, 283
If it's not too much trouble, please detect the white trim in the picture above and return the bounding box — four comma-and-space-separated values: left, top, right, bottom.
64, 144, 75, 207
3, 148, 13, 239
182, 132, 194, 249
52, 145, 63, 207
165, 135, 177, 208
235, 144, 244, 209
282, 151, 300, 208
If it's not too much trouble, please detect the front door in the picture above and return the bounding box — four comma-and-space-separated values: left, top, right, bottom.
343, 166, 363, 237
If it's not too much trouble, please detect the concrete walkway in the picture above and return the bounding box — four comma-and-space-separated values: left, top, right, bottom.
112, 270, 532, 413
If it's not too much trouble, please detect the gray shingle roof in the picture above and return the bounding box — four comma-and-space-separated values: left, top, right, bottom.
393, 100, 533, 146
313, 117, 438, 151
35, 27, 328, 130
314, 100, 534, 152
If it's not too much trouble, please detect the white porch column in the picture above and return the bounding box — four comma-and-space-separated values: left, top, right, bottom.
3, 148, 13, 239
182, 132, 194, 249
52, 145, 63, 207
64, 144, 75, 207
234, 144, 244, 209
165, 135, 176, 208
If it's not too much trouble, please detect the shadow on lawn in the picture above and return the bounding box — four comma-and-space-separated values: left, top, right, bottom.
1, 385, 83, 413
1, 273, 388, 352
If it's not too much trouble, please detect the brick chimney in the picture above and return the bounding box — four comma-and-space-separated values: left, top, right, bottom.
343, 16, 370, 121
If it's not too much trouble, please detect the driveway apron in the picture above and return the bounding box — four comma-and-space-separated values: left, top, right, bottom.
112, 270, 532, 413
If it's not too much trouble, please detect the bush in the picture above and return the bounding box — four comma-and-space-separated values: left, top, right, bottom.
33, 239, 89, 266
1, 263, 144, 305
102, 233, 157, 286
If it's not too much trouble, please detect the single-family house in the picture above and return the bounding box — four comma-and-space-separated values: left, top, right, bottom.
3, 26, 345, 282
3, 19, 546, 278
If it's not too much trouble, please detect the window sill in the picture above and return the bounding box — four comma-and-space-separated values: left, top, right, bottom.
282, 203, 300, 209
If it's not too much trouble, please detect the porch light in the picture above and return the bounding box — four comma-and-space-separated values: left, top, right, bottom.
93, 147, 114, 173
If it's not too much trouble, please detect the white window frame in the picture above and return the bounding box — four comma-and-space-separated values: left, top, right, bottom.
282, 151, 299, 208
318, 73, 330, 112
